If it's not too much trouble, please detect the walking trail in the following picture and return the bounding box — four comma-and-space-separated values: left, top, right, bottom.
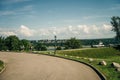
0, 52, 101, 80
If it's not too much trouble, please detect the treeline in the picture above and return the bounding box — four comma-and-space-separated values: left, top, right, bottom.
1, 35, 116, 51
81, 38, 118, 46
0, 35, 47, 51
0, 36, 82, 51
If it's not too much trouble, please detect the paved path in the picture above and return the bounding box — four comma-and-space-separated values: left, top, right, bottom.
0, 52, 101, 80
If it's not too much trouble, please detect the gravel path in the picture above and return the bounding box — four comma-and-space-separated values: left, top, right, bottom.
0, 52, 101, 80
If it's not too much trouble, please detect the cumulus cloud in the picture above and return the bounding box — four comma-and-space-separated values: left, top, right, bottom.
0, 24, 114, 39
34, 24, 114, 39
0, 31, 17, 36
19, 25, 35, 37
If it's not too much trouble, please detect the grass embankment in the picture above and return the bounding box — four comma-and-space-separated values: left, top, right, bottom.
0, 60, 4, 72
57, 48, 120, 80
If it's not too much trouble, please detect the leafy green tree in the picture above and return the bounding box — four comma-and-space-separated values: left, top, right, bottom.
5, 35, 20, 51
65, 38, 82, 49
0, 36, 7, 51
34, 42, 47, 51
111, 16, 120, 41
19, 39, 32, 51
40, 45, 47, 51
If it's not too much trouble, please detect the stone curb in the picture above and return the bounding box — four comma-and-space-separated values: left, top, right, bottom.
36, 53, 106, 80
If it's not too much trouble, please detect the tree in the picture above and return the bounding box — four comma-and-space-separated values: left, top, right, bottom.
65, 38, 82, 49
111, 16, 120, 41
34, 42, 47, 51
0, 36, 7, 51
5, 35, 20, 51
19, 39, 32, 51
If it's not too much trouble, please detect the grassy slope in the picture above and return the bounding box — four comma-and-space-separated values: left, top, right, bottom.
57, 48, 120, 80
57, 48, 120, 58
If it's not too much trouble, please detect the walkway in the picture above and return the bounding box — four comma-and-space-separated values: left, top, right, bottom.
0, 52, 101, 80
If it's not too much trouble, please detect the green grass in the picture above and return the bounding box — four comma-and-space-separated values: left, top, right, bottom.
57, 48, 120, 58
0, 60, 4, 72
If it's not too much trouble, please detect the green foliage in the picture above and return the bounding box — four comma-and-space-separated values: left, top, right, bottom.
0, 36, 34, 51
41, 45, 47, 51
19, 39, 32, 51
56, 46, 62, 50
34, 42, 47, 51
0, 36, 7, 51
65, 38, 82, 49
111, 16, 120, 41
5, 35, 20, 51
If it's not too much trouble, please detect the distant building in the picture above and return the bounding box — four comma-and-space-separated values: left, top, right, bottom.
92, 41, 105, 48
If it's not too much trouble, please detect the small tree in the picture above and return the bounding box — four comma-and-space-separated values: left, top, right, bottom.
65, 38, 82, 49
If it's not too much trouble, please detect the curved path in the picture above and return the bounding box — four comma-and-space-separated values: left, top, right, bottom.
0, 52, 101, 80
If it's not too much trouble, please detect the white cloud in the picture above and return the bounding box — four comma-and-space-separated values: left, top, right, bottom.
68, 26, 73, 32
34, 24, 114, 39
103, 24, 112, 31
78, 25, 90, 34
19, 25, 35, 37
0, 24, 115, 39
0, 31, 17, 36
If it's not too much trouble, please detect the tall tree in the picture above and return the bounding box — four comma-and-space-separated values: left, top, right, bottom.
111, 16, 120, 41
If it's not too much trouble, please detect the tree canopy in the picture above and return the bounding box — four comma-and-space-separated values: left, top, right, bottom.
65, 38, 82, 49
111, 16, 120, 41
5, 35, 20, 51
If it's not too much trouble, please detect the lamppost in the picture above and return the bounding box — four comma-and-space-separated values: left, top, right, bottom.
54, 35, 57, 55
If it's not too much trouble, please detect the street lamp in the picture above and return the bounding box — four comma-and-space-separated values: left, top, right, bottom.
54, 35, 57, 55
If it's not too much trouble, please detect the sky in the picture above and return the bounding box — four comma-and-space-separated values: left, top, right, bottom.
0, 0, 120, 40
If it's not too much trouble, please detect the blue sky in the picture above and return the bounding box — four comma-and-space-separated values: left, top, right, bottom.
0, 0, 120, 40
